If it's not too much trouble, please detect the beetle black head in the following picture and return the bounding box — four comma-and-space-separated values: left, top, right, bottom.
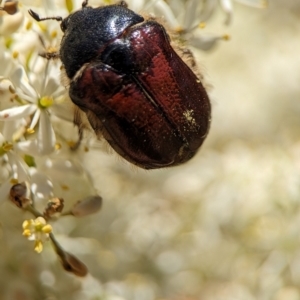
59, 3, 144, 78
29, 1, 144, 79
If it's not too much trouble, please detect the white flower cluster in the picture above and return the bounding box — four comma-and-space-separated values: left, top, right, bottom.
0, 0, 268, 294
0, 0, 72, 202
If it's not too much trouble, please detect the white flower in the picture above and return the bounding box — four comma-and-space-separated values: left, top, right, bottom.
0, 63, 66, 156
138, 0, 228, 50
0, 120, 30, 202
0, 45, 20, 106
132, 0, 267, 50
0, 121, 55, 205
22, 217, 53, 253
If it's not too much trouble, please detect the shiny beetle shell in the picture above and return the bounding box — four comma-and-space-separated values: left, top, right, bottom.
61, 2, 211, 169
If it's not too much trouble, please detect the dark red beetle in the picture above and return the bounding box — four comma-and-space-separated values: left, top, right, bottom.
29, 1, 211, 169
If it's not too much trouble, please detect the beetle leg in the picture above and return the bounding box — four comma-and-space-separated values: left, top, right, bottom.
39, 51, 60, 60
36, 34, 60, 60
70, 108, 85, 151
69, 126, 83, 151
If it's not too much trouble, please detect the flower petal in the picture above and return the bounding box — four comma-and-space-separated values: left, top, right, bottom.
235, 0, 268, 8
0, 179, 13, 204
10, 66, 37, 100
15, 140, 40, 155
37, 110, 56, 155
197, 0, 218, 23
0, 77, 14, 106
189, 33, 225, 50
220, 0, 233, 25
15, 87, 37, 103
30, 171, 53, 199
29, 109, 41, 130
44, 77, 63, 98
0, 104, 37, 121
0, 51, 17, 78
36, 216, 47, 225
183, 0, 202, 31
16, 110, 56, 156
0, 133, 4, 144
50, 101, 74, 122
153, 0, 181, 29
6, 151, 29, 182
2, 118, 27, 141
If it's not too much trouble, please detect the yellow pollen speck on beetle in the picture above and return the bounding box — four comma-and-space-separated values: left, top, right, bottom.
183, 110, 196, 126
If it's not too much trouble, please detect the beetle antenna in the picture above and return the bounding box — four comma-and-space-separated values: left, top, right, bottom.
82, 0, 89, 8
28, 9, 63, 23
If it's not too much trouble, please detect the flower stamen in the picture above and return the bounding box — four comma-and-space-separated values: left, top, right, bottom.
39, 96, 54, 109
22, 217, 53, 253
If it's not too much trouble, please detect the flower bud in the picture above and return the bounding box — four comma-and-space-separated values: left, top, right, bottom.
71, 195, 102, 217
0, 0, 18, 15
57, 250, 88, 277
44, 197, 64, 218
0, 2, 23, 36
9, 182, 31, 208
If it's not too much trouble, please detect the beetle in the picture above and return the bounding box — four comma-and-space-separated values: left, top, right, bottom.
29, 0, 211, 169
